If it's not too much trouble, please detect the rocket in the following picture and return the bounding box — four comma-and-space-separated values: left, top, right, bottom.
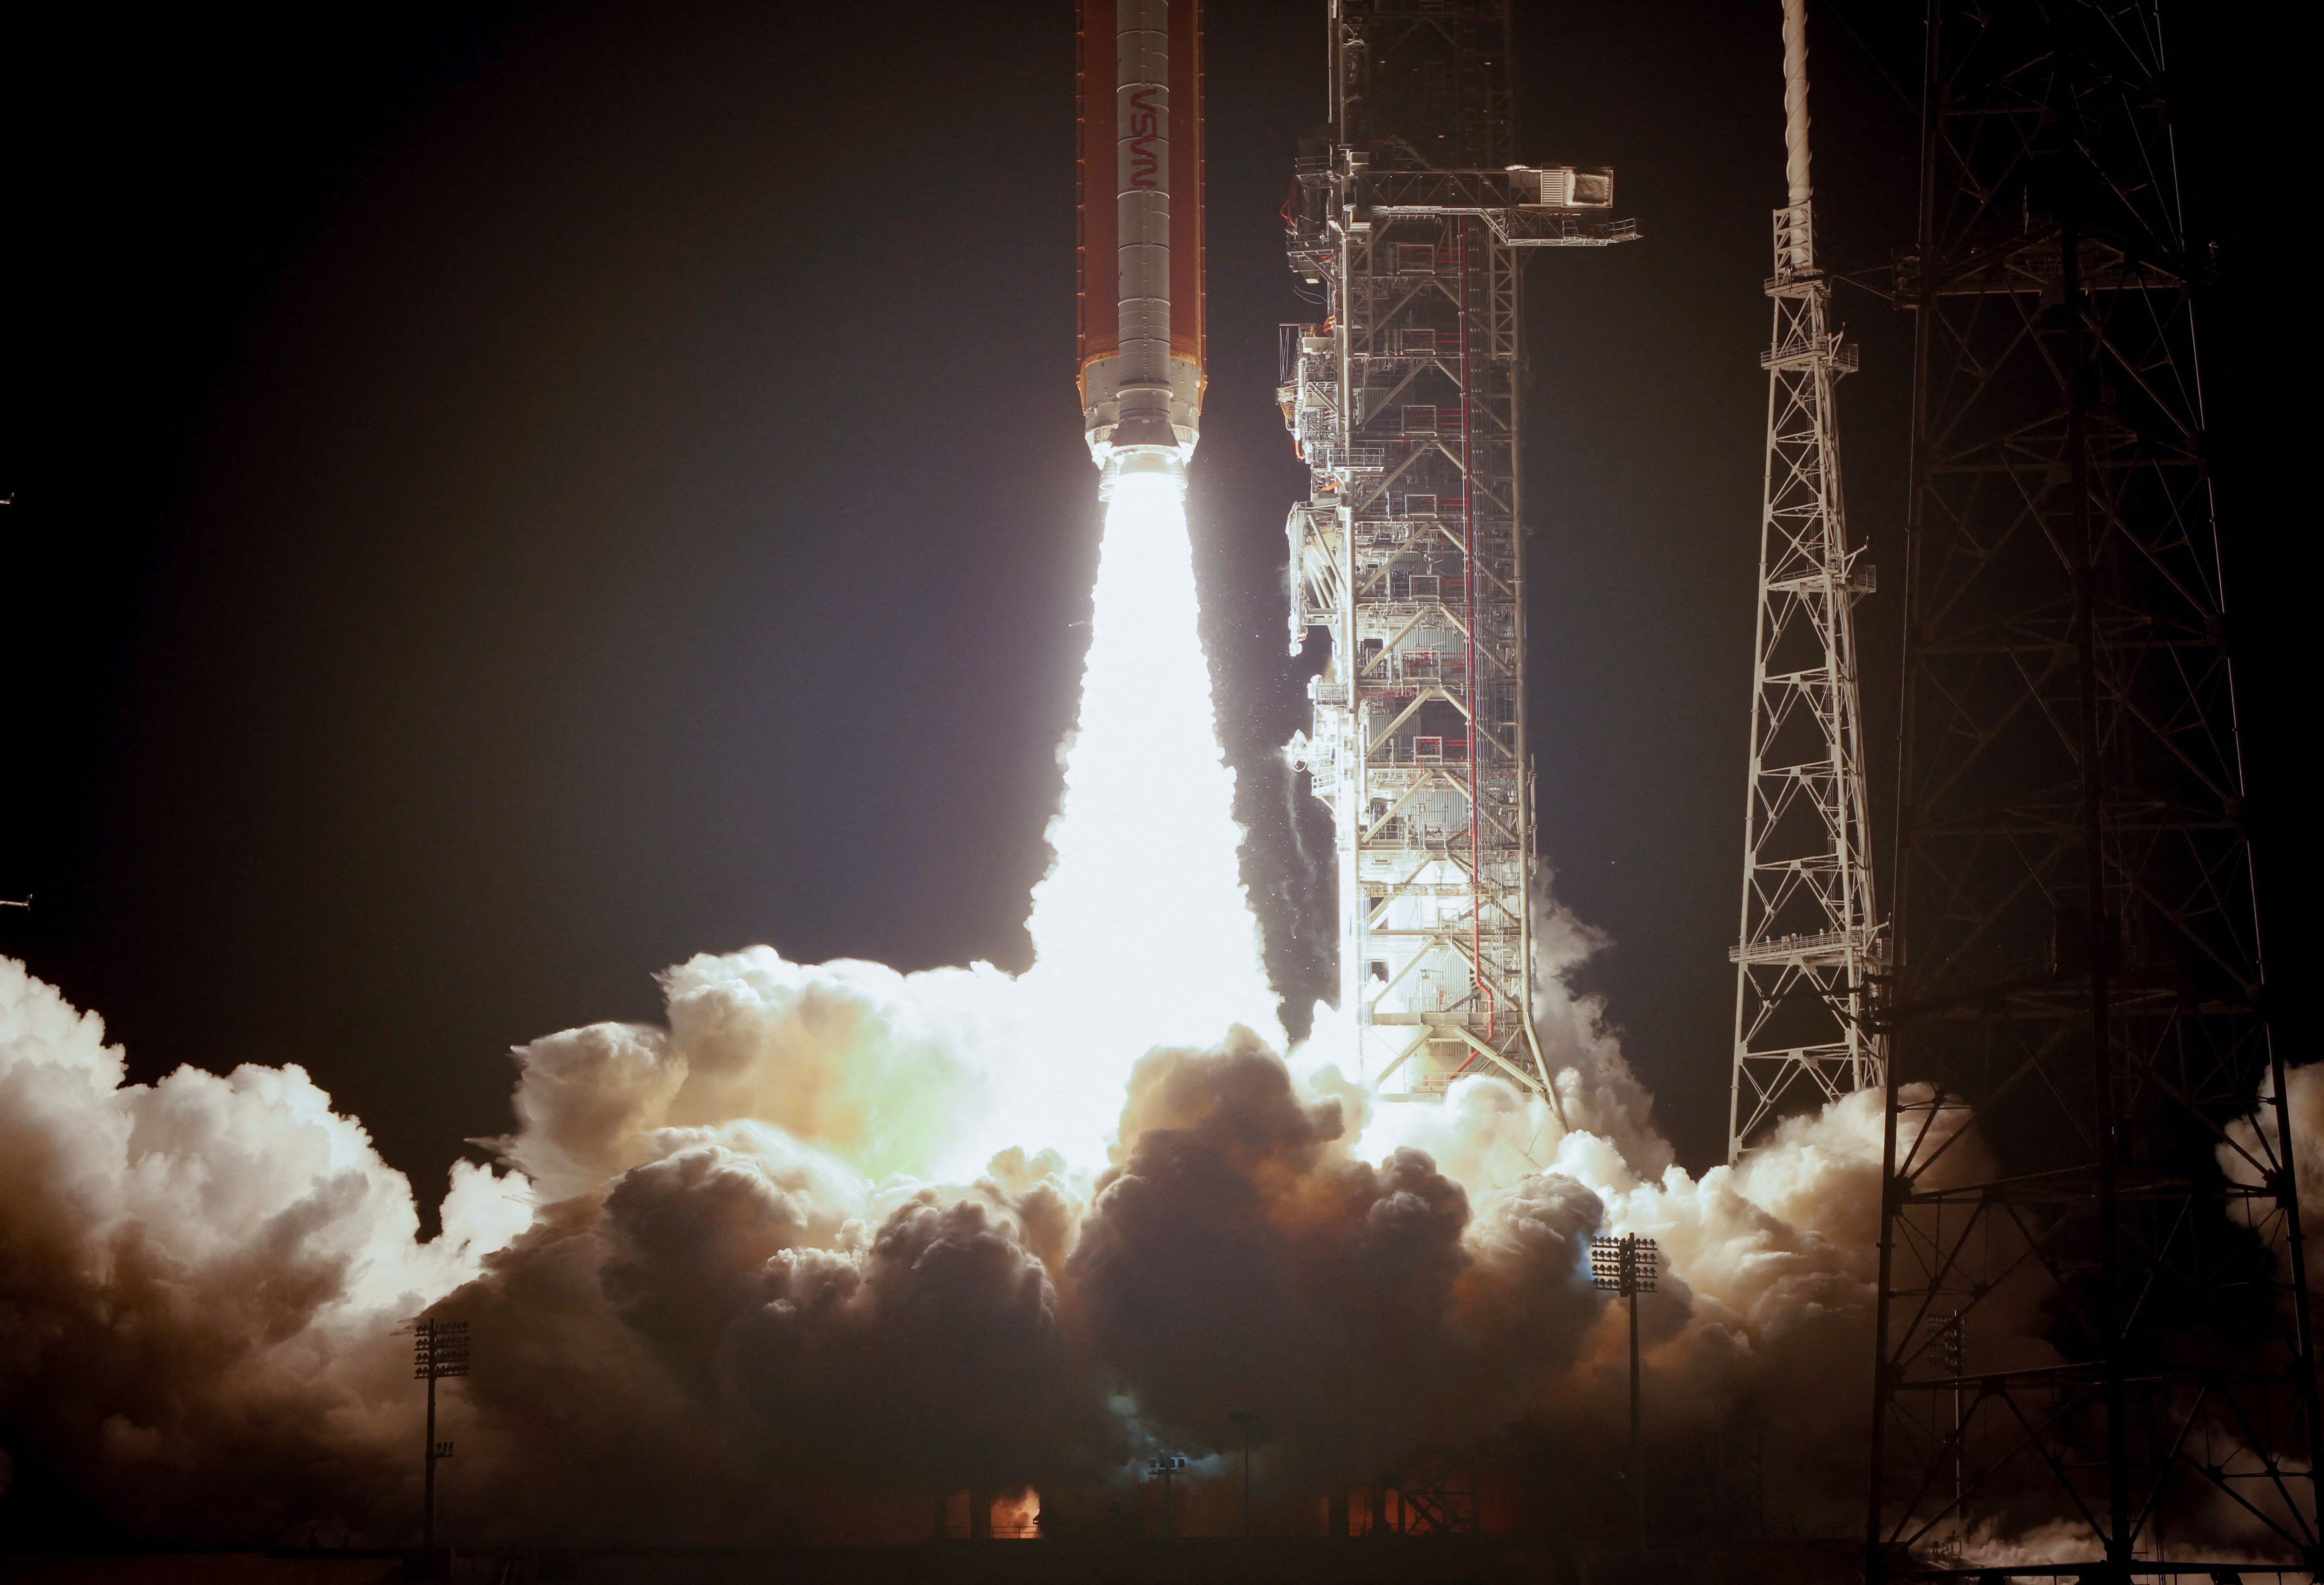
1077, 0, 1204, 494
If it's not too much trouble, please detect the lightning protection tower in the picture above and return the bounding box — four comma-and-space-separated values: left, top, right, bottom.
1281, 0, 1635, 1109
1863, 2, 2320, 1577
1726, 0, 1882, 1162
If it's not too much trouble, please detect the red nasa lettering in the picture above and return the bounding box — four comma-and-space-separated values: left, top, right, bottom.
1126, 85, 1163, 188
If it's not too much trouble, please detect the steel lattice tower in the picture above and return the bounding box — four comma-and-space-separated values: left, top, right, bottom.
1863, 2, 2320, 1576
1727, 0, 1883, 1163
1282, 0, 1634, 1110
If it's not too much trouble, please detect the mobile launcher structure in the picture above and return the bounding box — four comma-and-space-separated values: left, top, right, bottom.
1281, 0, 1636, 1105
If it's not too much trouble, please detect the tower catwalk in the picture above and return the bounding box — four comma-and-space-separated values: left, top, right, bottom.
1726, 0, 1882, 1162
1864, 2, 2320, 1577
1281, 0, 1633, 1109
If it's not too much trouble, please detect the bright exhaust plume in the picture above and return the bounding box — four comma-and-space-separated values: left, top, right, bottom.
1002, 473, 1278, 1168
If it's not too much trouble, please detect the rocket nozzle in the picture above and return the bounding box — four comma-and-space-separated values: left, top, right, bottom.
1099, 444, 1186, 502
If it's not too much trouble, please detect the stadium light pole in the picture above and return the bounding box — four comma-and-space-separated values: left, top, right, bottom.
1228, 1413, 1261, 1536
1148, 1454, 1187, 1539
410, 1318, 470, 1548
1592, 1235, 1658, 1560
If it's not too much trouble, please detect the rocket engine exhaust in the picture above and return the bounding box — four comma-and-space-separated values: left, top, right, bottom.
1077, 0, 1204, 496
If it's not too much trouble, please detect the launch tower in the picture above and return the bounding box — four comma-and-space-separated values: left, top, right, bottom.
1282, 0, 1634, 1105
1725, 0, 1882, 1162
1864, 2, 2321, 1575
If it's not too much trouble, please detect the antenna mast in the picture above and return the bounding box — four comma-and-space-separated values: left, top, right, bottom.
1726, 0, 1882, 1161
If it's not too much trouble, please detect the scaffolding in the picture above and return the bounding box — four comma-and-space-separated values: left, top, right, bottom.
1726, 0, 1883, 1161
1282, 0, 1634, 1109
1862, 2, 2320, 1576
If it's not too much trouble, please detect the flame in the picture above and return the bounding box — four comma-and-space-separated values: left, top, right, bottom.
990, 1486, 1042, 1539
951, 472, 1277, 1175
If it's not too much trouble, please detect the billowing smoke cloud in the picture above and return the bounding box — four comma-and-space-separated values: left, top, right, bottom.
0, 958, 527, 1542
2, 907, 1933, 1547
2224, 1061, 2324, 1292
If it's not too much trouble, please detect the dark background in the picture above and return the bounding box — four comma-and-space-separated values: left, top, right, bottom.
2, 2, 2304, 1192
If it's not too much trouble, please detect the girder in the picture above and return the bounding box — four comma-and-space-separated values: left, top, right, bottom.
1282, 0, 1633, 1111
1728, 203, 1884, 1157
1862, 2, 2321, 1577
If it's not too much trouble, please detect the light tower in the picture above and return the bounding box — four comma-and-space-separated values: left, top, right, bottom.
1863, 1, 2321, 1576
1281, 0, 1635, 1107
1725, 0, 1882, 1163
410, 1316, 469, 1548
1592, 1233, 1659, 1558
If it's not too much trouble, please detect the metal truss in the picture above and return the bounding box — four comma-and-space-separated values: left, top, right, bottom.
1728, 2, 1885, 1162
1862, 3, 2321, 1578
1381, 1452, 1479, 1536
1282, 0, 1635, 1110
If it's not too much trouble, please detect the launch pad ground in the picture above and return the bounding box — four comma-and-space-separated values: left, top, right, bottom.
0, 1538, 1862, 1585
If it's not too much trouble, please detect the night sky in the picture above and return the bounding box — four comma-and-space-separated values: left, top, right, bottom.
2, 1, 2307, 1195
